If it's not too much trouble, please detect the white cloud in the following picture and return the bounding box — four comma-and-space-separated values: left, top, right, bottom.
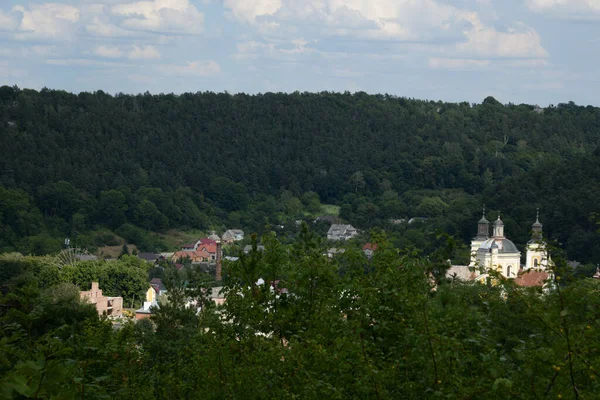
157, 60, 221, 76
457, 16, 548, 58
128, 45, 161, 59
12, 3, 80, 40
94, 45, 124, 58
224, 0, 548, 60
111, 0, 204, 34
224, 0, 282, 24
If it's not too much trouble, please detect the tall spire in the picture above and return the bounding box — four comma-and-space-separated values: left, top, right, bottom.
476, 205, 489, 239
532, 208, 543, 240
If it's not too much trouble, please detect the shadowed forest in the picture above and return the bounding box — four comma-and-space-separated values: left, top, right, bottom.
1, 86, 600, 263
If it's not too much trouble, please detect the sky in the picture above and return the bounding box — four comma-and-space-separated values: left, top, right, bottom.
0, 0, 598, 106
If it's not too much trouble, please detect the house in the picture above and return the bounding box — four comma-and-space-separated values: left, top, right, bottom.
171, 249, 211, 264
181, 241, 200, 251
244, 245, 265, 254
145, 285, 157, 304
445, 265, 478, 282
150, 278, 167, 296
135, 301, 157, 320
408, 217, 428, 224
181, 237, 217, 251
137, 252, 162, 263
327, 224, 358, 241
222, 229, 244, 243
80, 282, 123, 317
324, 247, 345, 258
362, 243, 378, 258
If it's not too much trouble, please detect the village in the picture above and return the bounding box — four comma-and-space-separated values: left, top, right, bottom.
78, 210, 585, 322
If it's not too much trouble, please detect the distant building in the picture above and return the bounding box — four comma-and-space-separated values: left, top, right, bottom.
222, 229, 245, 243
150, 278, 167, 296
327, 224, 358, 241
465, 208, 552, 288
362, 243, 378, 258
324, 247, 345, 258
172, 249, 212, 264
135, 301, 156, 320
80, 282, 123, 317
533, 105, 544, 114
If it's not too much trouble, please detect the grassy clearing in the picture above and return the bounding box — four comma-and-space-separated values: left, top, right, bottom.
321, 204, 340, 216
159, 229, 206, 250
97, 244, 138, 259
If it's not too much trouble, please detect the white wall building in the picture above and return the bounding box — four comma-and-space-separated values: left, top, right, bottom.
469, 209, 549, 279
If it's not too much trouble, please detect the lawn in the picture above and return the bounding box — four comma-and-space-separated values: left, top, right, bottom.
320, 204, 340, 216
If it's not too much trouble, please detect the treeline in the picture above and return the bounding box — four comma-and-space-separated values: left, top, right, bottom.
1, 231, 600, 398
1, 86, 600, 262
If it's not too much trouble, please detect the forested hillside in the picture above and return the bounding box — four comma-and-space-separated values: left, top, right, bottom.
1, 86, 600, 262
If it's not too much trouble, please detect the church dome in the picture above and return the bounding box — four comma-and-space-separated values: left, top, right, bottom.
478, 237, 519, 254
493, 216, 504, 227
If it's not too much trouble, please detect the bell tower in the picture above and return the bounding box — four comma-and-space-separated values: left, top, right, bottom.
470, 206, 489, 266
526, 209, 548, 270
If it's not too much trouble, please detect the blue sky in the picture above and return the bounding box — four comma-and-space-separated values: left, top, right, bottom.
0, 0, 598, 105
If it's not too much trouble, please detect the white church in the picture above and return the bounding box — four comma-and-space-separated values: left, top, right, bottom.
448, 208, 551, 286
469, 208, 550, 277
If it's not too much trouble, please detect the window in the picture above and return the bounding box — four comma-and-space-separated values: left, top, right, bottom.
534, 259, 539, 268
507, 265, 512, 277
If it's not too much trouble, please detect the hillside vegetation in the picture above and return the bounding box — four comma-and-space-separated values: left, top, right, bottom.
1, 86, 599, 262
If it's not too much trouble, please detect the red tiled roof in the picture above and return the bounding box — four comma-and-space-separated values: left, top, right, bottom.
363, 243, 378, 251
172, 250, 210, 263
200, 244, 217, 254
199, 238, 217, 246
514, 270, 549, 287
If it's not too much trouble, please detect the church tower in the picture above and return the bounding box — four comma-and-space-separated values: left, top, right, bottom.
470, 206, 489, 266
525, 209, 548, 270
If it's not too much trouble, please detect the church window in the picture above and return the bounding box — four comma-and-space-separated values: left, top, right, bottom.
507, 265, 512, 277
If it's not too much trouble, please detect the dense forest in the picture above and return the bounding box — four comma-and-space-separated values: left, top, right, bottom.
1, 231, 600, 398
1, 86, 600, 263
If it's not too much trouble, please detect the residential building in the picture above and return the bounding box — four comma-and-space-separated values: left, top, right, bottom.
222, 229, 245, 243
362, 243, 378, 258
80, 282, 123, 317
137, 252, 162, 263
171, 249, 211, 263
327, 224, 358, 241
